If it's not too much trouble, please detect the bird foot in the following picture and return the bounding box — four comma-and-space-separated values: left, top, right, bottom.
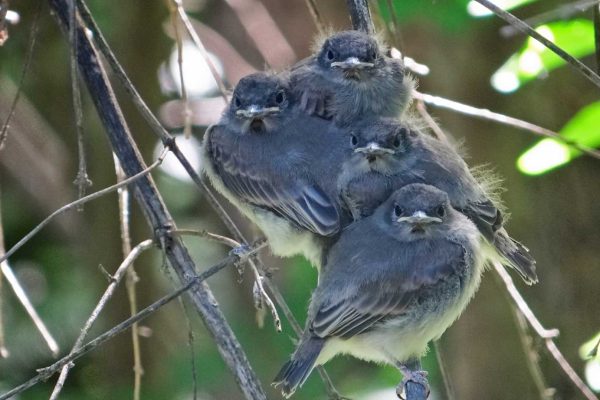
229, 244, 251, 258
396, 369, 429, 400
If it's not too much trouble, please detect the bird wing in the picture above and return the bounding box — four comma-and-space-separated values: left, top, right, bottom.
311, 246, 465, 339
207, 125, 341, 236
458, 199, 503, 241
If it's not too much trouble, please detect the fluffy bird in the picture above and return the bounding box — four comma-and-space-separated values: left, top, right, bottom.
202, 72, 351, 267
289, 30, 413, 125
338, 118, 537, 284
273, 184, 484, 398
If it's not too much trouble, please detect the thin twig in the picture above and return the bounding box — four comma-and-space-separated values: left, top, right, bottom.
174, 229, 281, 332
0, 184, 59, 357
168, 0, 193, 138
114, 155, 143, 400
493, 263, 597, 400
0, 148, 168, 265
474, 0, 600, 90
172, 0, 229, 102
500, 0, 600, 38
68, 0, 91, 205
303, 0, 324, 34
415, 99, 451, 145
594, 2, 600, 74
414, 91, 600, 160
346, 0, 375, 34
0, 241, 266, 400
48, 239, 154, 400
0, 187, 8, 358
0, 0, 41, 150
433, 340, 454, 400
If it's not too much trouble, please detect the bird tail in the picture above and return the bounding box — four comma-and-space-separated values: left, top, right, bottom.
273, 337, 325, 398
493, 229, 538, 285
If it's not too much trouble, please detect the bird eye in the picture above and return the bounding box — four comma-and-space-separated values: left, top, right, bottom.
326, 49, 335, 61
436, 206, 445, 218
233, 96, 241, 108
394, 205, 403, 217
275, 91, 285, 104
351, 135, 358, 147
393, 136, 401, 148
369, 49, 378, 61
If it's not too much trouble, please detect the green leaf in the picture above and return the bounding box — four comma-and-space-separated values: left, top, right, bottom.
467, 0, 538, 17
580, 332, 600, 360
377, 0, 471, 32
517, 101, 600, 175
492, 20, 596, 93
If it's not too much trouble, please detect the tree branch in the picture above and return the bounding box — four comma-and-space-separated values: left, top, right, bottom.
47, 1, 267, 398
346, 0, 375, 34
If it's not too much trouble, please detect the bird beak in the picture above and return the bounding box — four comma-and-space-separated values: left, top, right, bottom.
331, 57, 375, 70
235, 105, 280, 119
397, 211, 442, 225
354, 142, 395, 156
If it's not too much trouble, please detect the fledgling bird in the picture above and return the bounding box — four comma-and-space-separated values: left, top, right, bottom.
289, 30, 414, 125
338, 118, 537, 284
273, 184, 485, 398
202, 72, 352, 268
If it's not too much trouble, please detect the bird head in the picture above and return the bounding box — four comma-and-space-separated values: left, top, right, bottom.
229, 73, 290, 134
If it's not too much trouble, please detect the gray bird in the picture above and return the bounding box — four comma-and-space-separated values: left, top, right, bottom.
273, 184, 484, 398
289, 30, 413, 125
338, 118, 537, 284
202, 72, 352, 267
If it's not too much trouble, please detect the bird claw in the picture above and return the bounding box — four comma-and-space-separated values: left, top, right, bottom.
229, 244, 251, 258
396, 370, 429, 400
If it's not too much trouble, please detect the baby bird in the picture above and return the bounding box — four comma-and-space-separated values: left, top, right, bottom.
274, 184, 484, 398
202, 72, 351, 268
339, 118, 537, 284
289, 30, 414, 125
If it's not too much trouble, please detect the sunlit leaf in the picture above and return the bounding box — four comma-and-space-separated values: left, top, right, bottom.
467, 0, 537, 17
580, 332, 600, 360
377, 0, 471, 32
517, 101, 600, 175
492, 20, 595, 93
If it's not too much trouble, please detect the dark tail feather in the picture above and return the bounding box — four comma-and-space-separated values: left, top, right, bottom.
494, 229, 538, 285
273, 337, 325, 398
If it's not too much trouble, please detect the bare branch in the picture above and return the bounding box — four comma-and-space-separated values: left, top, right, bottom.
474, 0, 600, 90
0, 148, 168, 265
414, 91, 600, 160
493, 263, 598, 400
0, 241, 266, 400
48, 239, 154, 400
68, 0, 91, 204
303, 0, 325, 34
0, 0, 41, 150
172, 0, 229, 103
346, 0, 375, 34
114, 155, 143, 400
0, 184, 59, 357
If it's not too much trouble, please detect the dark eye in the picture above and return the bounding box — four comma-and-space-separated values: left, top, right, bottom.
394, 205, 403, 217
436, 206, 445, 218
351, 135, 358, 147
233, 96, 241, 108
393, 136, 401, 148
370, 49, 378, 61
326, 49, 335, 61
275, 91, 285, 104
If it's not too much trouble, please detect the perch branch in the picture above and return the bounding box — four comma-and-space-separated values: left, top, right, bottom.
0, 241, 266, 400
474, 0, 600, 90
48, 2, 267, 397
414, 91, 600, 160
48, 239, 154, 400
493, 263, 598, 400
